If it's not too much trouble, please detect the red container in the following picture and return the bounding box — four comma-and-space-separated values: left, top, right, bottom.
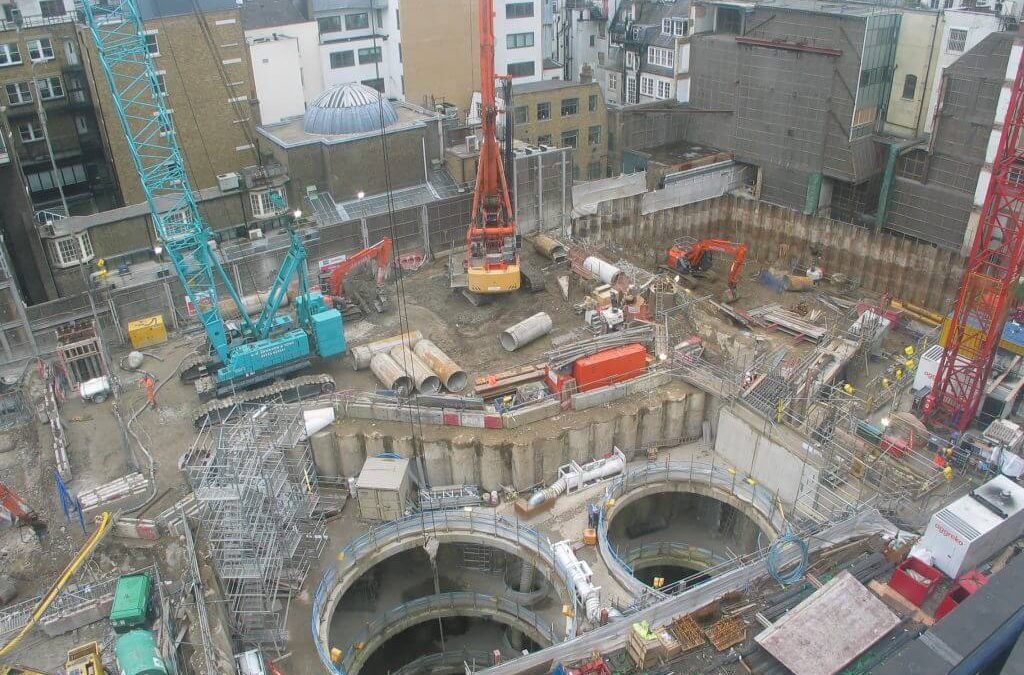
935, 570, 988, 620
572, 344, 648, 393
889, 557, 943, 606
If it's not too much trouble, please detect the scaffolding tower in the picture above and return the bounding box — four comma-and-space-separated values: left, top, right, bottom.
187, 404, 327, 654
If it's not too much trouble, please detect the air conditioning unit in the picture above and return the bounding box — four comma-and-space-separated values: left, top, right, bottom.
466, 135, 480, 152
217, 172, 240, 192
248, 228, 264, 240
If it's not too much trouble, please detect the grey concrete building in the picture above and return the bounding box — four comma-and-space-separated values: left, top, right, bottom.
683, 0, 901, 221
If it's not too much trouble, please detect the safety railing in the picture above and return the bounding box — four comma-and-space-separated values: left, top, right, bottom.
390, 649, 495, 675
311, 510, 579, 675
337, 592, 558, 674
618, 541, 732, 570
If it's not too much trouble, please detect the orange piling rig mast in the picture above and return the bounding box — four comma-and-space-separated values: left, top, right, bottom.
924, 47, 1024, 431
466, 0, 521, 294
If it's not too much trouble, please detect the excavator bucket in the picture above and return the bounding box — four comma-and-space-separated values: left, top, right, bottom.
723, 287, 739, 304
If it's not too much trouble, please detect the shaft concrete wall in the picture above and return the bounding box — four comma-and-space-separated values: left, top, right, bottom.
316, 390, 708, 490
572, 193, 964, 313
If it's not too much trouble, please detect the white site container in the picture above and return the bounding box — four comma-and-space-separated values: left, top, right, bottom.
914, 474, 1024, 578
356, 456, 413, 521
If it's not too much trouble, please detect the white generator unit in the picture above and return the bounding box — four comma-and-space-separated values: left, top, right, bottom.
914, 475, 1024, 578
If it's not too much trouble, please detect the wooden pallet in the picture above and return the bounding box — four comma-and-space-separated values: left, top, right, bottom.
670, 614, 706, 653
704, 616, 746, 651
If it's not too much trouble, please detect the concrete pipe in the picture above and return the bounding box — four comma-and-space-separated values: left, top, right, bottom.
499, 312, 553, 352
390, 345, 442, 394
533, 235, 568, 263
351, 330, 424, 370
583, 256, 621, 285
413, 339, 469, 392
370, 352, 414, 396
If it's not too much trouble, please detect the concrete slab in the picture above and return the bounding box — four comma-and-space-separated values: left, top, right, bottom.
755, 570, 900, 675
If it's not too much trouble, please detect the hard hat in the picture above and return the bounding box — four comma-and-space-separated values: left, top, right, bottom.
904, 345, 915, 356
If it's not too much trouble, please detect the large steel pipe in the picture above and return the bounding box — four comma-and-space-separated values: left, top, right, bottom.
413, 339, 469, 392
370, 352, 414, 396
390, 345, 442, 394
583, 257, 621, 285
351, 331, 423, 370
499, 312, 553, 352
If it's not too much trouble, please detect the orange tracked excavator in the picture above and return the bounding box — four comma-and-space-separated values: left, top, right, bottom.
322, 237, 392, 314
667, 238, 748, 303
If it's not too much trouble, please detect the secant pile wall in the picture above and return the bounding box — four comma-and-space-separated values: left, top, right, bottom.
572, 193, 964, 313
309, 387, 709, 491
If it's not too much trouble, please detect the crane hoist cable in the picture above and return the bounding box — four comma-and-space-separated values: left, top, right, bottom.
0, 511, 113, 657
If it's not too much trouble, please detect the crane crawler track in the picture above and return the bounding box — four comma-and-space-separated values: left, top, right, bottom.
192, 373, 336, 428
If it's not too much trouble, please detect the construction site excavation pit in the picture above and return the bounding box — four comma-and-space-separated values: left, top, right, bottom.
313, 512, 575, 674
600, 474, 779, 593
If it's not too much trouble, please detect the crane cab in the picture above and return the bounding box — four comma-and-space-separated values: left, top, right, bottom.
65, 642, 104, 675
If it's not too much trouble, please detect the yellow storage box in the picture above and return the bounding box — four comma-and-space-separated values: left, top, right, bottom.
127, 315, 167, 349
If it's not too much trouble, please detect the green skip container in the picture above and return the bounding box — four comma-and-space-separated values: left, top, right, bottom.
114, 629, 168, 675
110, 572, 152, 633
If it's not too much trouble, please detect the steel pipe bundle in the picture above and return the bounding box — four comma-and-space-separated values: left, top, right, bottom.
413, 339, 469, 392
370, 352, 414, 396
390, 345, 442, 394
545, 325, 654, 369
499, 312, 553, 352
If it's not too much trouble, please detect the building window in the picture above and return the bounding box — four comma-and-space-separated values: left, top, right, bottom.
561, 129, 578, 148
657, 80, 671, 99
626, 76, 637, 103
537, 101, 550, 120
648, 46, 673, 68
946, 28, 967, 53
588, 161, 602, 179
330, 50, 355, 68
897, 149, 928, 181
27, 38, 54, 62
0, 42, 20, 67
561, 97, 578, 117
357, 46, 381, 64
36, 76, 63, 100
142, 32, 159, 56
514, 105, 528, 124
507, 32, 535, 49
5, 81, 31, 105
507, 61, 535, 78
506, 2, 534, 19
398, 43, 402, 62
902, 74, 917, 100
395, 8, 400, 29
588, 94, 597, 112
662, 18, 687, 36
154, 72, 167, 95
29, 164, 86, 194
345, 12, 369, 30
19, 120, 43, 143
590, 35, 595, 47
717, 7, 743, 34
587, 125, 601, 145
49, 233, 94, 268
361, 77, 384, 92
640, 75, 655, 98
625, 51, 637, 70
598, 51, 605, 65
251, 188, 285, 219
317, 16, 342, 33
1, 4, 13, 21
39, 0, 64, 17
608, 73, 618, 92
852, 106, 878, 129
537, 134, 552, 145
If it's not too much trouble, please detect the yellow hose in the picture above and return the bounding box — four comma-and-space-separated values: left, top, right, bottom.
0, 511, 113, 657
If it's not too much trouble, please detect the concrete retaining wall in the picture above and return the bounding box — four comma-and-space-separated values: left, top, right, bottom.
315, 389, 709, 491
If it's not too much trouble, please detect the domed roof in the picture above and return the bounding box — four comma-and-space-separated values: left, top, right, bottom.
303, 83, 398, 135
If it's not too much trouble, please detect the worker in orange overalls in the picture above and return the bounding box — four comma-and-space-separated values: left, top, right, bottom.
141, 375, 156, 408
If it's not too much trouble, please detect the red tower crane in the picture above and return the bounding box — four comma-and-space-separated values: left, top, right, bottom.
924, 48, 1024, 431
465, 0, 521, 294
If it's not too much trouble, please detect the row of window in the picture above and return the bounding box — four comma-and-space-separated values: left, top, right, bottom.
507, 32, 534, 49
3, 0, 67, 20
0, 37, 53, 66
507, 61, 535, 78
329, 46, 382, 69
527, 125, 602, 148
661, 17, 689, 37
5, 75, 64, 105
318, 12, 370, 34
648, 46, 674, 68
506, 2, 534, 19
27, 162, 87, 194
49, 232, 94, 268
640, 75, 672, 100
518, 94, 599, 123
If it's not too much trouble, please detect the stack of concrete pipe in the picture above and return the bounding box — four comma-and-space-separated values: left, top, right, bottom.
369, 352, 414, 396
351, 331, 423, 370
413, 339, 469, 392
390, 345, 442, 394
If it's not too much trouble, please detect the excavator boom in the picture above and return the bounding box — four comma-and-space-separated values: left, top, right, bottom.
325, 238, 393, 300
667, 238, 748, 302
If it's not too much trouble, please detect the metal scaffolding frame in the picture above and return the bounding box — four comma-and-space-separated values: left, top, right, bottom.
187, 404, 327, 654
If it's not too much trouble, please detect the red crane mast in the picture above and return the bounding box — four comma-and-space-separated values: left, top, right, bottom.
924, 47, 1024, 430
465, 0, 520, 294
